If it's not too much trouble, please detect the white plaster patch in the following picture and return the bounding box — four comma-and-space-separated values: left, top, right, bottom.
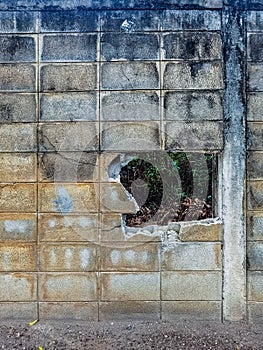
80, 249, 90, 269
110, 250, 121, 265
4, 220, 30, 234
78, 217, 91, 228
48, 219, 56, 228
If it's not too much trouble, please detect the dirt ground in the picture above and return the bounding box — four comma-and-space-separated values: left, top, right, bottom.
0, 320, 262, 350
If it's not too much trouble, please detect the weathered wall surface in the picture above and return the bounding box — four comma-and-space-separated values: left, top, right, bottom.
0, 0, 261, 323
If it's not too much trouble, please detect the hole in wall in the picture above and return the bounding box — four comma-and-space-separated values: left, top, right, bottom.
116, 152, 217, 227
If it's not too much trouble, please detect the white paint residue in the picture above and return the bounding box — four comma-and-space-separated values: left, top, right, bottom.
63, 217, 73, 227
78, 217, 91, 228
4, 220, 29, 233
3, 252, 11, 269
49, 250, 57, 266
65, 248, 73, 269
80, 249, 90, 269
140, 251, 149, 264
124, 250, 136, 263
110, 250, 121, 265
48, 219, 56, 228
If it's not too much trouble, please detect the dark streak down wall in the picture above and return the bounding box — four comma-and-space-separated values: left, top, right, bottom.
0, 0, 261, 323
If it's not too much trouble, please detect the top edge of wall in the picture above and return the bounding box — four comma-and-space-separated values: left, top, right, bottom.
0, 1, 262, 11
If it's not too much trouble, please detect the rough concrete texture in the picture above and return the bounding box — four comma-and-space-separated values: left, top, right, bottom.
0, 1, 262, 324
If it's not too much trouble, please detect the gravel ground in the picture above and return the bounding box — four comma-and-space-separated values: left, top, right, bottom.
0, 320, 262, 349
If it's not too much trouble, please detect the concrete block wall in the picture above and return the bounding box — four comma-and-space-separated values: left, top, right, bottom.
247, 10, 263, 324
0, 0, 261, 323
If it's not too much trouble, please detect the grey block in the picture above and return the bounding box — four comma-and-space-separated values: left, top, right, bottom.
248, 271, 263, 301
101, 10, 159, 32
41, 34, 97, 62
248, 302, 263, 323
248, 242, 263, 270
162, 271, 222, 300
162, 243, 222, 271
41, 10, 99, 32
0, 123, 37, 152
162, 301, 221, 321
248, 181, 263, 211
41, 64, 97, 91
0, 64, 35, 91
101, 62, 159, 90
101, 91, 159, 121
0, 273, 37, 301
247, 123, 263, 150
0, 11, 37, 33
40, 92, 97, 121
248, 93, 263, 121
0, 93, 36, 122
247, 152, 263, 179
165, 121, 223, 150
161, 10, 221, 31
39, 152, 97, 182
40, 302, 98, 321
248, 11, 263, 31
39, 122, 98, 151
99, 301, 160, 321
0, 303, 38, 320
101, 33, 159, 61
101, 122, 160, 151
163, 33, 222, 60
164, 91, 223, 121
248, 34, 263, 62
163, 61, 223, 90
247, 213, 263, 241
248, 64, 263, 91
0, 36, 36, 62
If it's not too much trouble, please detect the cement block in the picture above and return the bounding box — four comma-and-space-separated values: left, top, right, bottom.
39, 273, 97, 301
40, 10, 99, 32
0, 184, 36, 213
101, 213, 125, 242
39, 302, 98, 321
248, 302, 263, 323
0, 11, 36, 33
40, 243, 98, 271
101, 62, 159, 90
0, 64, 35, 91
100, 182, 138, 214
248, 34, 263, 62
162, 301, 221, 321
247, 152, 263, 179
40, 92, 97, 121
41, 34, 97, 62
248, 11, 263, 31
101, 122, 160, 151
248, 271, 263, 301
38, 183, 98, 213
0, 214, 36, 242
248, 64, 263, 91
41, 64, 97, 91
0, 153, 36, 182
0, 243, 36, 271
0, 35, 36, 62
100, 243, 159, 271
164, 91, 223, 121
101, 272, 160, 301
163, 61, 223, 90
165, 121, 223, 150
39, 152, 97, 182
162, 243, 221, 271
247, 213, 263, 241
162, 271, 222, 300
0, 273, 37, 301
99, 301, 160, 321
0, 93, 36, 122
101, 10, 159, 32
101, 91, 159, 121
0, 123, 37, 152
247, 242, 263, 270
39, 122, 98, 152
179, 219, 223, 242
248, 93, 263, 121
163, 33, 222, 60
39, 214, 99, 242
161, 10, 221, 31
247, 123, 263, 150
0, 302, 37, 320
248, 181, 263, 210
101, 33, 159, 61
